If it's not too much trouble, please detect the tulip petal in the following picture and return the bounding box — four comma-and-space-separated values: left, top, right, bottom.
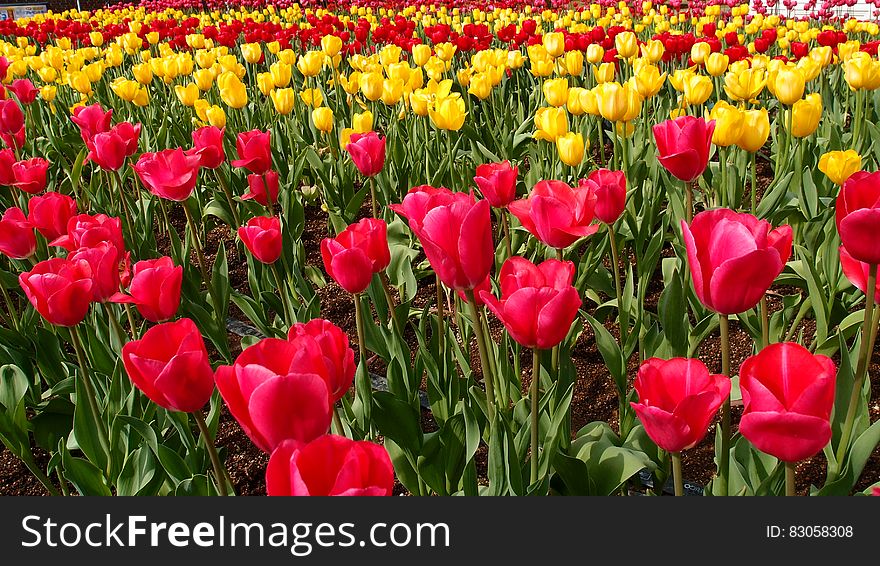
535, 287, 581, 349
630, 403, 693, 453
840, 209, 880, 265
739, 411, 831, 462
708, 248, 782, 314
247, 373, 331, 452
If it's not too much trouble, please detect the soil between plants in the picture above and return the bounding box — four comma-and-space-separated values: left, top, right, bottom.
2, 155, 879, 496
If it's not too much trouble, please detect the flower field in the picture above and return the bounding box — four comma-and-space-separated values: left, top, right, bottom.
0, 0, 879, 497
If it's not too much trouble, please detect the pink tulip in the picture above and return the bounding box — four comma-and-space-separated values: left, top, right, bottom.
133, 148, 202, 201
0, 148, 14, 185
238, 216, 282, 264
346, 131, 385, 177
188, 126, 225, 169
474, 160, 518, 208
70, 103, 113, 145
231, 129, 272, 174
653, 116, 715, 183
580, 169, 626, 224
0, 207, 35, 259
19, 258, 94, 326
111, 257, 182, 322
835, 171, 880, 265
12, 158, 49, 194
508, 180, 599, 249
243, 170, 279, 206
321, 218, 390, 294
287, 319, 356, 404
69, 242, 125, 302
50, 213, 124, 252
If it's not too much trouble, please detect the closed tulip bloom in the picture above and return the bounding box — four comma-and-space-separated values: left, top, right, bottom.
0, 148, 14, 185
580, 169, 626, 224
430, 94, 467, 131
468, 73, 492, 100
682, 208, 793, 314
819, 150, 861, 186
19, 257, 93, 326
188, 126, 225, 169
0, 98, 24, 135
267, 435, 394, 496
345, 131, 385, 177
844, 53, 880, 91
112, 122, 141, 157
360, 72, 384, 101
474, 160, 518, 208
840, 245, 880, 301
709, 101, 745, 147
542, 78, 568, 107
321, 218, 390, 294
270, 88, 295, 115
724, 68, 767, 102
69, 242, 124, 302
12, 158, 49, 194
297, 51, 324, 77
653, 116, 715, 182
738, 343, 836, 462
640, 39, 665, 62
243, 171, 280, 207
542, 32, 565, 58
586, 44, 604, 65
533, 106, 569, 142
684, 74, 713, 106
256, 73, 274, 97
595, 82, 628, 122
174, 83, 199, 107
287, 318, 355, 404
352, 111, 373, 133
736, 108, 771, 153
238, 216, 282, 264
27, 192, 76, 242
631, 358, 730, 453
8, 79, 38, 105
391, 187, 493, 291
691, 42, 712, 65
509, 180, 600, 249
216, 338, 332, 452
121, 318, 214, 413
218, 71, 248, 109
480, 257, 581, 349
773, 67, 805, 105
112, 256, 182, 322
269, 61, 292, 88
312, 107, 334, 132
231, 129, 272, 174
563, 51, 584, 77
321, 35, 343, 58
412, 44, 432, 67
615, 31, 638, 59
88, 126, 130, 171
705, 53, 729, 77
0, 207, 35, 259
593, 62, 615, 83
556, 132, 585, 166
134, 149, 201, 201
50, 213, 123, 252
836, 171, 880, 264
790, 93, 822, 138
632, 65, 666, 98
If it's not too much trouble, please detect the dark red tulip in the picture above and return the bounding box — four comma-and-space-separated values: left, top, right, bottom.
653, 116, 715, 183
681, 209, 792, 315
631, 357, 730, 453
111, 256, 182, 322
320, 218, 390, 294
739, 342, 836, 462
133, 148, 201, 201
231, 129, 272, 174
122, 318, 215, 413
0, 206, 35, 259
266, 435, 394, 496
835, 171, 880, 265
474, 160, 518, 208
19, 258, 93, 326
215, 338, 333, 452
12, 158, 49, 194
508, 180, 599, 249
238, 215, 282, 264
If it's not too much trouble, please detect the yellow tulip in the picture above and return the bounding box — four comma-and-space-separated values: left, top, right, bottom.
556, 132, 586, 166
270, 88, 295, 115
579, 88, 600, 116
563, 50, 584, 77
632, 64, 666, 98
270, 61, 292, 88
691, 42, 712, 65
39, 85, 56, 102
620, 83, 643, 122
353, 111, 373, 133
818, 150, 862, 185
340, 72, 361, 95
132, 63, 152, 84
594, 82, 628, 122
89, 31, 103, 47
796, 58, 821, 83
615, 31, 638, 59
724, 67, 766, 102
429, 94, 467, 131
586, 44, 605, 64
640, 39, 665, 62
844, 53, 880, 91
709, 101, 744, 147
543, 78, 569, 107
530, 56, 555, 78
299, 88, 324, 108
566, 87, 587, 115
410, 91, 431, 116
773, 66, 805, 105
386, 62, 411, 84
146, 32, 159, 46
705, 52, 729, 77
360, 71, 384, 101
240, 43, 262, 64
533, 106, 569, 142
195, 50, 215, 69
218, 72, 248, 109
68, 71, 92, 95
321, 35, 343, 58
736, 108, 770, 152
809, 46, 832, 68
456, 67, 471, 87
175, 83, 199, 107
593, 62, 615, 84
381, 78, 404, 105
380, 45, 402, 67
193, 69, 214, 91
412, 44, 432, 67
468, 73, 492, 100
435, 43, 457, 62
256, 73, 275, 96
312, 107, 334, 133
669, 68, 693, 92
340, 128, 355, 148
206, 105, 226, 128
507, 51, 525, 69
37, 67, 57, 83
543, 32, 565, 58
790, 93, 822, 138
684, 74, 713, 106
297, 51, 323, 77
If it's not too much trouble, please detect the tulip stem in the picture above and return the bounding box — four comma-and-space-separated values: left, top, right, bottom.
760, 295, 770, 350
379, 272, 403, 336
597, 118, 606, 167
270, 262, 293, 328
194, 410, 229, 497
501, 210, 513, 260
465, 289, 496, 423
183, 200, 218, 309
482, 309, 505, 409
213, 169, 241, 230
112, 170, 135, 242
833, 262, 878, 475
435, 277, 445, 353
718, 313, 731, 497
671, 451, 684, 496
123, 303, 138, 338
354, 293, 368, 365
71, 325, 111, 474
530, 348, 541, 484
369, 176, 379, 219
332, 406, 345, 437
750, 152, 757, 215
684, 180, 694, 225
609, 224, 626, 343
0, 281, 19, 333
785, 461, 797, 496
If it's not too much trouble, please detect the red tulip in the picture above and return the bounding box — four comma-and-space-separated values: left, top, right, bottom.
19, 258, 93, 326
188, 126, 225, 169
231, 129, 272, 174
266, 435, 394, 496
835, 170, 880, 265
631, 357, 730, 453
133, 148, 201, 201
738, 342, 836, 462
389, 184, 460, 226
653, 116, 715, 183
321, 218, 390, 294
112, 122, 141, 157
50, 213, 124, 252
215, 338, 332, 452
480, 256, 581, 349
0, 148, 14, 185
580, 168, 626, 224
243, 170, 279, 206
88, 127, 128, 171
473, 160, 518, 208
111, 256, 182, 322
7, 79, 37, 105
27, 192, 77, 242
840, 245, 880, 301
508, 180, 599, 249
1, 127, 25, 151
121, 318, 215, 413
0, 98, 24, 135
287, 319, 356, 404
681, 209, 792, 315
238, 216, 282, 264
12, 158, 49, 194
345, 131, 385, 177
0, 207, 35, 259
70, 104, 113, 145
68, 242, 124, 302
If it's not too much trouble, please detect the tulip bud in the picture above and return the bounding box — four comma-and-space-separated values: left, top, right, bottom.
820, 150, 862, 186
312, 107, 334, 133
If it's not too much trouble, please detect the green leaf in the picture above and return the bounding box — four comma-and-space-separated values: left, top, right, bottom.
582, 313, 626, 394
372, 391, 422, 452
61, 447, 111, 496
